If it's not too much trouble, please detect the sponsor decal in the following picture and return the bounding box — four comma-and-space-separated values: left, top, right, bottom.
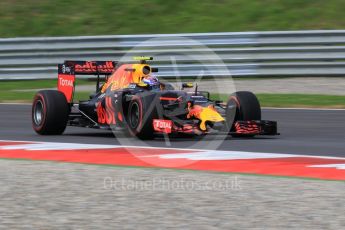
60, 64, 73, 74
110, 75, 131, 91
187, 104, 224, 131
153, 119, 173, 133
57, 74, 75, 102
187, 104, 203, 119
59, 78, 74, 87
96, 97, 116, 125
74, 61, 114, 73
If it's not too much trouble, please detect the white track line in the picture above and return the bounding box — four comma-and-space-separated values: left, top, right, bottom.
1, 139, 345, 160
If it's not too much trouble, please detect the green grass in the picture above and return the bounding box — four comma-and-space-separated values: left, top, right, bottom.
0, 79, 92, 103
0, 80, 344, 108
257, 94, 345, 108
212, 93, 345, 108
1, 0, 345, 37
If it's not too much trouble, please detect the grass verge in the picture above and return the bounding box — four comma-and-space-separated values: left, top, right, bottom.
0, 79, 92, 103
1, 0, 345, 37
1, 80, 345, 108
211, 93, 345, 109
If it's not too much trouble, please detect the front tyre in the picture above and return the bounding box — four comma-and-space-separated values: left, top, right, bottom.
126, 94, 157, 140
32, 90, 69, 135
226, 91, 261, 137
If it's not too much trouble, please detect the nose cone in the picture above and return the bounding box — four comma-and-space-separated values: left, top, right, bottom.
199, 107, 225, 131
201, 107, 225, 122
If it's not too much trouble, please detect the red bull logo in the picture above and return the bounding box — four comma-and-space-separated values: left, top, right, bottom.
75, 61, 114, 73
187, 104, 224, 131
186, 104, 203, 119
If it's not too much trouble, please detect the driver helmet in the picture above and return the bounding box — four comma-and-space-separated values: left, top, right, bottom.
143, 75, 159, 86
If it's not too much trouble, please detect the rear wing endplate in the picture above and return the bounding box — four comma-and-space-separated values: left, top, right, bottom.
57, 60, 116, 103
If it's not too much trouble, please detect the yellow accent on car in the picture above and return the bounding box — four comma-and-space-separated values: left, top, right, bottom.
133, 56, 153, 61
137, 82, 148, 87
187, 104, 225, 131
198, 106, 225, 131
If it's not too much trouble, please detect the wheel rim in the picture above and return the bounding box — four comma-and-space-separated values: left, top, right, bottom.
129, 102, 140, 129
33, 100, 44, 126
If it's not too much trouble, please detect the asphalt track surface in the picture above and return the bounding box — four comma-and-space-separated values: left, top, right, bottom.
0, 104, 344, 157
1, 104, 345, 229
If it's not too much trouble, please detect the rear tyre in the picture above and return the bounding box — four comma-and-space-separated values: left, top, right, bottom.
126, 94, 157, 140
226, 91, 261, 137
32, 90, 69, 135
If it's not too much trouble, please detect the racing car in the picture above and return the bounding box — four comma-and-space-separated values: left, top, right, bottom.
32, 57, 278, 139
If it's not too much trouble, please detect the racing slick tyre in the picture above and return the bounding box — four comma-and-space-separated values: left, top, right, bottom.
226, 91, 261, 137
126, 94, 158, 140
32, 90, 69, 135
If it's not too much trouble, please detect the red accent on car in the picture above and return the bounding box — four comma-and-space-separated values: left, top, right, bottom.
234, 121, 260, 134
160, 97, 177, 101
229, 96, 240, 108
97, 97, 116, 125
153, 119, 173, 133
96, 102, 106, 124
105, 97, 116, 125
117, 112, 123, 122
74, 61, 114, 74
57, 74, 75, 102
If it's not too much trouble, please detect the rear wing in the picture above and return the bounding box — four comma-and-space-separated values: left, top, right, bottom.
58, 60, 117, 103
59, 60, 117, 75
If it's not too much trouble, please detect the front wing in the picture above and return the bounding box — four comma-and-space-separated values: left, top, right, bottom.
232, 120, 279, 136
153, 119, 279, 136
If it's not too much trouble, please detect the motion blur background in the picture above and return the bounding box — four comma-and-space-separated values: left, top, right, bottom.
1, 0, 344, 37
1, 0, 345, 107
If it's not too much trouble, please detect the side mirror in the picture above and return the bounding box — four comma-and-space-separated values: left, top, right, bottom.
182, 82, 193, 89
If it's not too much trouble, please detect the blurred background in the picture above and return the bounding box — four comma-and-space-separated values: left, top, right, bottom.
0, 0, 345, 108
1, 0, 344, 37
